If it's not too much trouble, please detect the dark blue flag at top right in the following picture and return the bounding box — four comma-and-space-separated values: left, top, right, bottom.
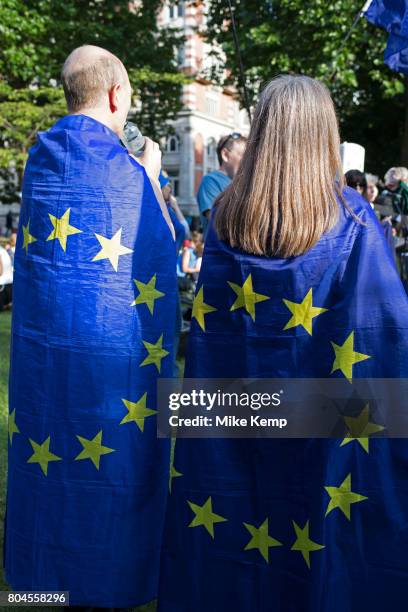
364, 0, 408, 73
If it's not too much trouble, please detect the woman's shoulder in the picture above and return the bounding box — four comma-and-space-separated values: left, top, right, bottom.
340, 185, 373, 220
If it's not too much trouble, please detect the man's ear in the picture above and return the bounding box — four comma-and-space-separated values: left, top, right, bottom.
220, 147, 230, 165
108, 83, 121, 113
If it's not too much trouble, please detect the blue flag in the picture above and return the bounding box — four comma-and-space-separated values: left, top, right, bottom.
158, 188, 408, 611
4, 114, 176, 607
365, 0, 408, 73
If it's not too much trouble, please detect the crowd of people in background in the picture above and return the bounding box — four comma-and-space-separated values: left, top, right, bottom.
2, 132, 408, 321
345, 166, 408, 280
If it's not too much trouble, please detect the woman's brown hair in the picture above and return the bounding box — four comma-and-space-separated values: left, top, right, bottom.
214, 75, 345, 257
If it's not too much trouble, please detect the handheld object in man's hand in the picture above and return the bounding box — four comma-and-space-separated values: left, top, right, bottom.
123, 121, 146, 156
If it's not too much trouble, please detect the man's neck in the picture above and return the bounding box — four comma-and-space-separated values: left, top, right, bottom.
72, 108, 120, 137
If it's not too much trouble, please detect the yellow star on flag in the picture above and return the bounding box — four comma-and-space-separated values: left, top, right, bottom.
27, 436, 62, 476
325, 473, 368, 520
291, 520, 324, 568
192, 286, 217, 331
8, 409, 20, 445
169, 463, 183, 492
228, 274, 269, 321
340, 404, 385, 453
330, 331, 370, 382
47, 208, 82, 252
131, 274, 165, 314
92, 228, 133, 271
75, 430, 115, 470
140, 334, 169, 373
187, 496, 227, 538
243, 517, 282, 563
120, 392, 156, 432
22, 220, 37, 254
283, 288, 328, 335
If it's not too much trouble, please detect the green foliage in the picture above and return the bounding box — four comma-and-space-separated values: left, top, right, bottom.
0, 0, 187, 203
205, 0, 405, 174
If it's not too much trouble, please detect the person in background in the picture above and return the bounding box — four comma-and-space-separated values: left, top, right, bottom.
6, 232, 17, 266
161, 172, 188, 374
197, 133, 247, 236
0, 243, 13, 310
161, 171, 190, 251
384, 167, 408, 216
181, 231, 203, 282
345, 169, 367, 197
365, 173, 379, 208
6, 210, 13, 236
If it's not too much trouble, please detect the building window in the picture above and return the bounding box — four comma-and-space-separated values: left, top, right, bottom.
166, 134, 180, 153
169, 1, 184, 19
205, 96, 218, 117
206, 138, 217, 173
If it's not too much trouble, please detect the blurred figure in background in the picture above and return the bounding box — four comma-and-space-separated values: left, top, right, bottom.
6, 232, 17, 266
181, 230, 203, 283
384, 167, 408, 216
365, 173, 379, 208
197, 133, 247, 236
345, 169, 367, 197
0, 243, 13, 310
161, 171, 189, 374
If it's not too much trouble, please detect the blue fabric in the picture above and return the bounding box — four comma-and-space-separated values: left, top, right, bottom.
159, 171, 170, 188
197, 170, 231, 235
168, 206, 186, 255
158, 187, 408, 611
5, 114, 176, 607
365, 0, 408, 73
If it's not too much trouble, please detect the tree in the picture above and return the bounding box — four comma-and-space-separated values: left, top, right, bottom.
0, 0, 187, 202
204, 0, 405, 175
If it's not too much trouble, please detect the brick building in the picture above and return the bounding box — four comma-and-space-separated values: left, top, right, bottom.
158, 0, 249, 217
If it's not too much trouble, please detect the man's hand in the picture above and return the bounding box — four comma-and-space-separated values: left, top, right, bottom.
137, 137, 162, 182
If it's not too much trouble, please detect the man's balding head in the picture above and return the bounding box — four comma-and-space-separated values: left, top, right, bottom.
61, 46, 132, 135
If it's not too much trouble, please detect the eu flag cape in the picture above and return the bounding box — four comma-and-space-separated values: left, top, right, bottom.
158, 188, 408, 612
365, 0, 408, 73
4, 114, 176, 607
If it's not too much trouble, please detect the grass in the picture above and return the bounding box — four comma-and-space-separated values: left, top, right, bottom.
0, 311, 156, 612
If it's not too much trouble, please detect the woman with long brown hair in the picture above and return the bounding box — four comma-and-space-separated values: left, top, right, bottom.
158, 75, 408, 611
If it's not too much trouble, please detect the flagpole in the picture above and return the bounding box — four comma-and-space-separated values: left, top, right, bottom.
329, 1, 372, 81
226, 0, 252, 123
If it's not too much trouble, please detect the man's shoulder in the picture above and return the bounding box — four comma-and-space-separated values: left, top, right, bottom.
199, 170, 230, 191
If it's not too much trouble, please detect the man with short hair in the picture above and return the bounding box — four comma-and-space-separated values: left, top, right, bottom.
197, 132, 246, 235
4, 45, 176, 611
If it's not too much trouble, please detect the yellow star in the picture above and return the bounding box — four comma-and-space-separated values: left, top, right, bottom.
75, 430, 115, 470
340, 404, 385, 453
46, 208, 82, 252
192, 286, 217, 331
291, 520, 324, 568
140, 334, 169, 373
243, 517, 282, 563
330, 331, 370, 382
187, 496, 227, 538
169, 463, 183, 492
131, 274, 165, 314
92, 228, 133, 271
283, 288, 328, 335
120, 392, 156, 432
22, 220, 37, 254
8, 409, 20, 445
228, 274, 269, 321
325, 473, 368, 520
27, 436, 62, 476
